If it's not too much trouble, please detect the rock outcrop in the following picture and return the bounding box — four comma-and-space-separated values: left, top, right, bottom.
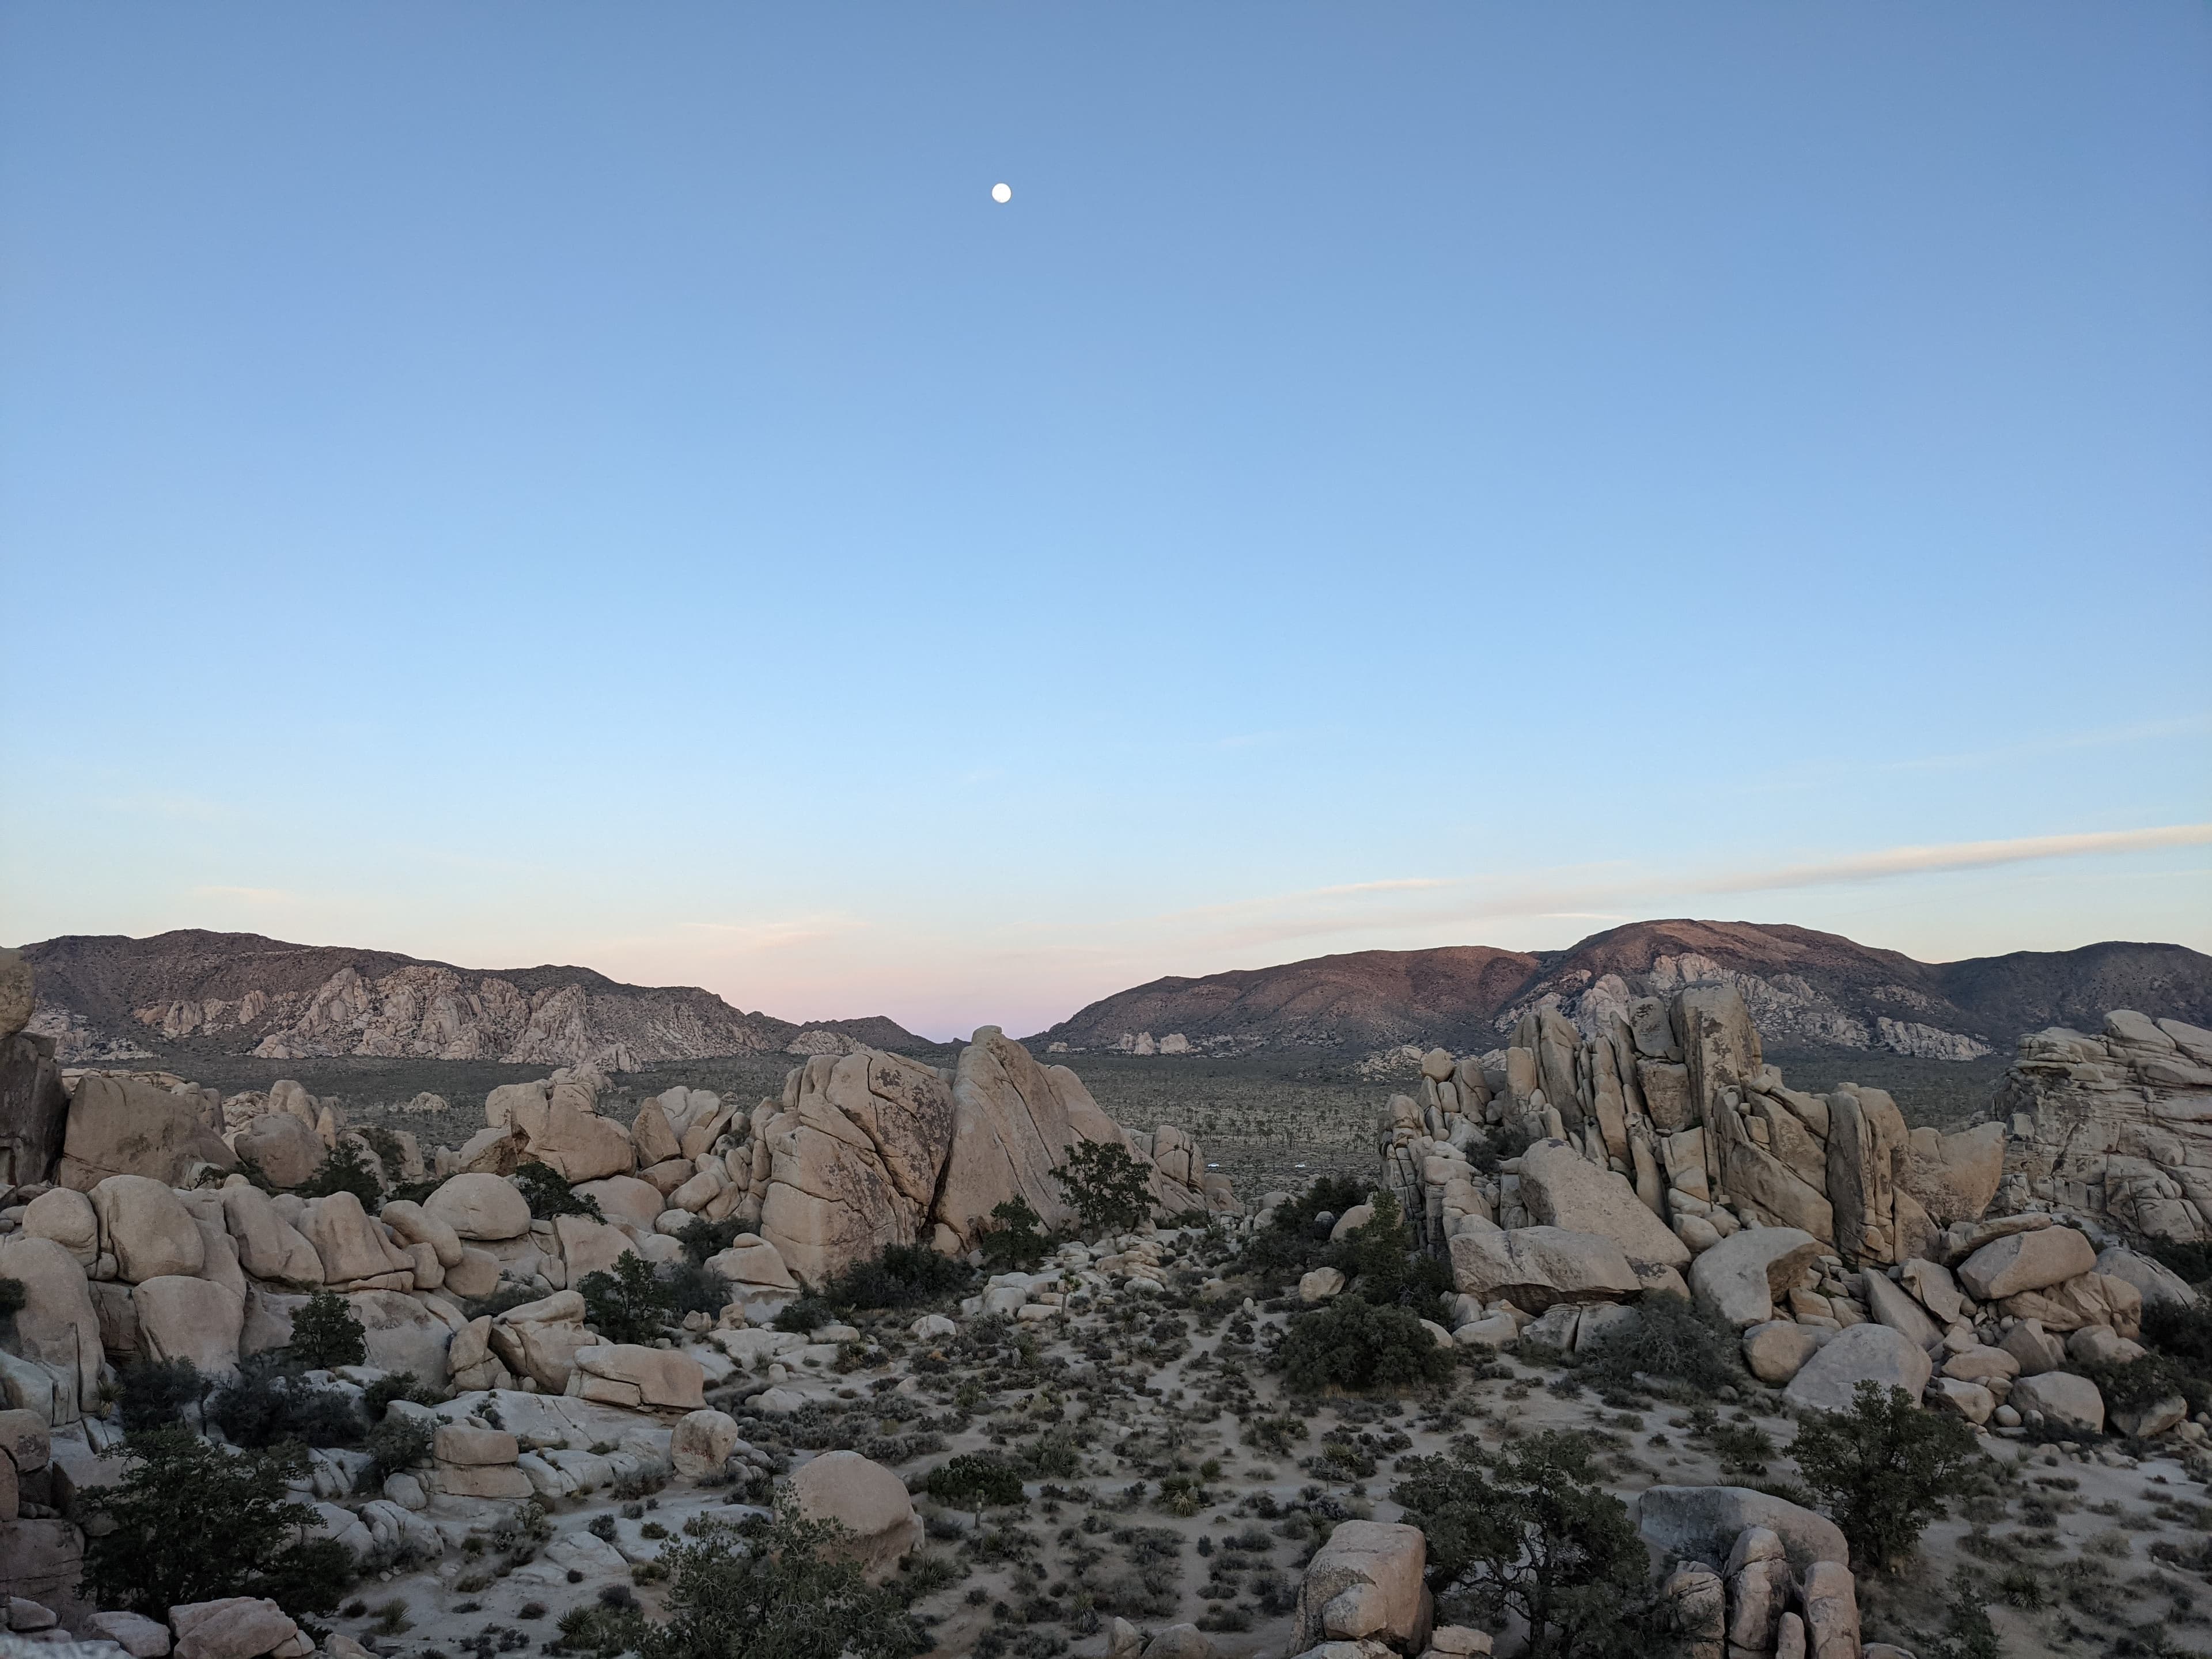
1995, 1012, 2212, 1243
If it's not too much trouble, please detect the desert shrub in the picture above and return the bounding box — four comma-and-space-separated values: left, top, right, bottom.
0, 1277, 26, 1320
1790, 1380, 1986, 1573
366, 1414, 435, 1479
1575, 1297, 1743, 1392
635, 1512, 927, 1659
1054, 1142, 1155, 1237
384, 1176, 441, 1207
361, 1371, 439, 1419
207, 1361, 365, 1450
1237, 1175, 1370, 1291
118, 1357, 205, 1432
1331, 1190, 1453, 1320
825, 1244, 971, 1310
2142, 1239, 2212, 1290
1392, 1430, 1651, 1659
924, 1454, 1028, 1520
1468, 1120, 1534, 1176
662, 1261, 729, 1320
579, 1253, 677, 1344
773, 1297, 833, 1335
2076, 1351, 2207, 1419
289, 1288, 369, 1370
1278, 1175, 1368, 1234
2139, 1298, 2212, 1412
976, 1198, 1050, 1271
1275, 1298, 1454, 1394
673, 1217, 745, 1264
512, 1162, 605, 1221
81, 1426, 352, 1617
296, 1142, 384, 1206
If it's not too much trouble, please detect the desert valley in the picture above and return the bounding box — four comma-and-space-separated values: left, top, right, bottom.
0, 921, 2204, 1659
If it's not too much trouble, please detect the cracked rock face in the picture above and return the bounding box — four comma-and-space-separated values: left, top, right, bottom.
1997, 1012, 2212, 1244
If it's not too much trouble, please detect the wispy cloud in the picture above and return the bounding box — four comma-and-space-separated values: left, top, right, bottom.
1694, 824, 2212, 894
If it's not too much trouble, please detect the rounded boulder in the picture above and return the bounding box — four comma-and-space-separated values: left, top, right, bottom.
424, 1173, 531, 1241
788, 1450, 919, 1582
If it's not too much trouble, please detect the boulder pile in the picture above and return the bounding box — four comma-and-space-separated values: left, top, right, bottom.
1368, 984, 2208, 1453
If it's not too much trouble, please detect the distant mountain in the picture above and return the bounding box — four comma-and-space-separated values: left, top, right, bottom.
1030, 919, 2212, 1063
15, 930, 925, 1071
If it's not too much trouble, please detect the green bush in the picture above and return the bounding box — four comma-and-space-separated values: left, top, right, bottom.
1574, 1296, 1743, 1392
2142, 1239, 2212, 1290
976, 1198, 1050, 1271
634, 1512, 926, 1659
1392, 1430, 1652, 1659
295, 1142, 384, 1206
365, 1414, 434, 1480
288, 1288, 369, 1371
773, 1297, 833, 1335
118, 1358, 205, 1432
0, 1277, 26, 1320
207, 1361, 364, 1450
2139, 1298, 2212, 1414
579, 1253, 677, 1344
662, 1260, 730, 1320
924, 1454, 1028, 1521
1790, 1381, 1986, 1573
2075, 1351, 2206, 1420
673, 1216, 745, 1264
512, 1161, 605, 1221
1274, 1297, 1454, 1394
81, 1427, 353, 1617
360, 1371, 439, 1419
825, 1244, 972, 1310
1054, 1141, 1156, 1237
1331, 1190, 1453, 1320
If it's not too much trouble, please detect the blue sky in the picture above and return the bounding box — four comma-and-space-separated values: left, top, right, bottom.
2, 3, 2207, 1039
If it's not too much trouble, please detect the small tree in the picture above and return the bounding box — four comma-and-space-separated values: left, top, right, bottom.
1333, 1190, 1453, 1319
977, 1196, 1050, 1270
923, 1453, 1028, 1525
579, 1252, 677, 1344
288, 1289, 368, 1370
1790, 1380, 1986, 1573
1392, 1430, 1651, 1659
117, 1358, 205, 1432
80, 1427, 352, 1617
638, 1512, 926, 1659
1574, 1296, 1743, 1393
510, 1161, 605, 1221
1055, 1141, 1155, 1237
296, 1142, 384, 1206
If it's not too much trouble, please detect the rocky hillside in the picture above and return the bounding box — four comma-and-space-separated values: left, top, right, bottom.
1033, 918, 2212, 1064
15, 930, 923, 1071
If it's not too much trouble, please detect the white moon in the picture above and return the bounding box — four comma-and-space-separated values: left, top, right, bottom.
991, 181, 1012, 204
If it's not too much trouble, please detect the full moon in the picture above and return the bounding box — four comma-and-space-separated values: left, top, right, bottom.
990, 182, 1012, 204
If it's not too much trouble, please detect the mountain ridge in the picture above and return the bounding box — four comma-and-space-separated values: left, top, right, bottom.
1029, 918, 2212, 1062
15, 929, 925, 1069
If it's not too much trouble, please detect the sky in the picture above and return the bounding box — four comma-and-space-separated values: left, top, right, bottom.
2, 4, 2208, 1041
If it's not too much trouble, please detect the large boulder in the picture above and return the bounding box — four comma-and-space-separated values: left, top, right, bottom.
0, 1236, 100, 1422
1825, 1085, 1908, 1266
1446, 1224, 1641, 1312
301, 1191, 414, 1286
55, 1074, 236, 1190
349, 1289, 455, 1389
1293, 1520, 1432, 1652
133, 1277, 244, 1375
377, 1201, 464, 1268
1518, 1140, 1691, 1269
1862, 1272, 1942, 1350
572, 1176, 664, 1233
1896, 1122, 2005, 1226
758, 1049, 958, 1282
0, 1029, 69, 1195
1688, 1227, 1822, 1328
2094, 1247, 2199, 1312
0, 950, 32, 1041
233, 1113, 326, 1190
1957, 1228, 2097, 1300
424, 1173, 532, 1242
169, 1597, 308, 1659
569, 1343, 704, 1410
2003, 1271, 2142, 1338
670, 1409, 742, 1478
90, 1176, 205, 1282
1634, 1485, 1847, 1569
510, 1085, 634, 1183
488, 1290, 593, 1392
1741, 1320, 1824, 1385
1783, 1321, 1931, 1414
787, 1450, 921, 1583
2009, 1370, 2105, 1435
219, 1185, 324, 1285
19, 1189, 98, 1266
